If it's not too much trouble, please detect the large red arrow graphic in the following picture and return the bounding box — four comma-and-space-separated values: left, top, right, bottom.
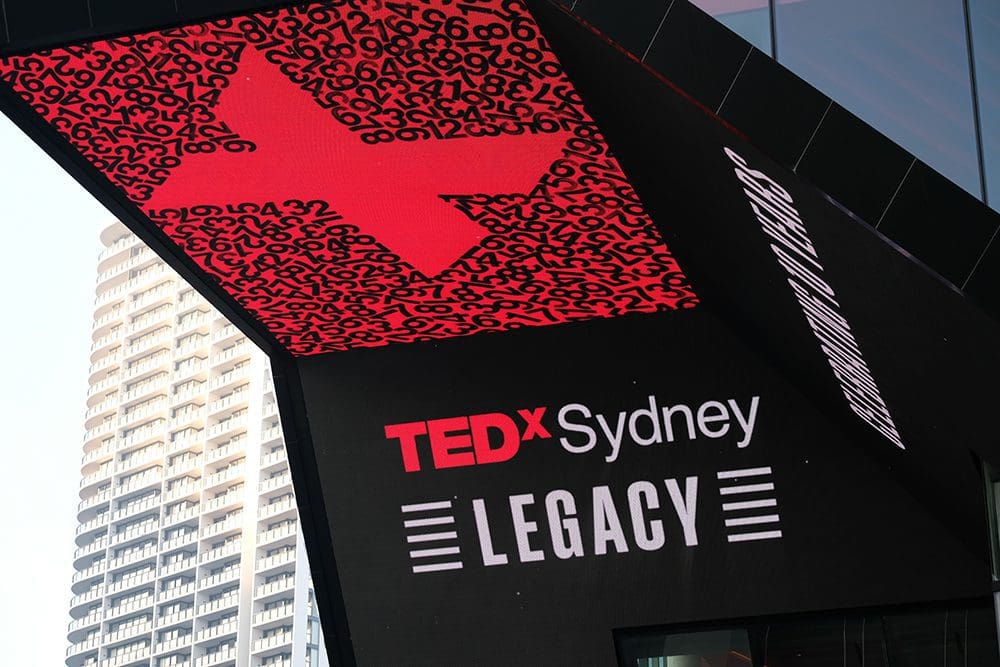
147, 46, 572, 277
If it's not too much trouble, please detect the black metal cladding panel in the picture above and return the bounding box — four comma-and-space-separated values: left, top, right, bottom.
572, 0, 670, 56
796, 104, 914, 226
717, 48, 830, 167
3, 0, 90, 44
0, 4, 8, 46
964, 236, 1000, 314
90, 0, 176, 32
878, 161, 999, 287
642, 0, 751, 112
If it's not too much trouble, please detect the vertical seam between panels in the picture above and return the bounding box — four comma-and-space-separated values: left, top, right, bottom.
0, 0, 10, 43
793, 98, 832, 173
717, 45, 753, 114
875, 155, 916, 230
960, 219, 1000, 289
641, 0, 675, 62
962, 0, 989, 205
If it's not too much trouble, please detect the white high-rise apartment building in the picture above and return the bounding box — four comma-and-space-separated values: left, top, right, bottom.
65, 222, 329, 667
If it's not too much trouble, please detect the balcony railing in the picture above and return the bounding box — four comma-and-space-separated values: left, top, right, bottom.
203, 490, 241, 514
258, 473, 292, 495
107, 543, 158, 571
65, 636, 100, 657
197, 592, 239, 616
78, 488, 113, 513
198, 565, 241, 590
258, 497, 295, 520
202, 464, 244, 490
160, 555, 197, 577
112, 494, 161, 522
157, 581, 196, 603
106, 568, 156, 595
103, 619, 152, 644
200, 515, 242, 540
251, 630, 293, 653
73, 536, 108, 560
67, 610, 102, 632
105, 645, 151, 667
252, 602, 293, 626
155, 607, 194, 628
195, 620, 238, 643
199, 541, 242, 565
163, 480, 201, 503
255, 549, 296, 573
194, 646, 237, 667
254, 576, 295, 599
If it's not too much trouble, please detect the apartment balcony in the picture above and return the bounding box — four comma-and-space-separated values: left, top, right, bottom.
168, 405, 207, 430
256, 523, 297, 549
92, 304, 125, 334
120, 399, 170, 430
194, 646, 237, 667
105, 645, 151, 667
172, 383, 207, 405
163, 480, 201, 503
176, 337, 210, 358
259, 448, 287, 470
196, 592, 239, 617
200, 515, 242, 541
125, 304, 171, 337
258, 472, 292, 495
87, 371, 121, 399
258, 496, 295, 521
166, 434, 204, 457
260, 424, 282, 445
165, 454, 203, 479
255, 549, 296, 574
174, 357, 209, 383
78, 488, 113, 514
162, 504, 200, 528
106, 569, 157, 596
160, 531, 199, 553
103, 619, 153, 645
95, 280, 131, 308
153, 635, 194, 655
203, 490, 241, 514
199, 541, 242, 566
83, 420, 118, 448
160, 555, 197, 577
205, 415, 247, 443
128, 281, 174, 315
67, 610, 103, 634
254, 576, 295, 601
120, 376, 169, 405
211, 323, 241, 345
124, 329, 174, 360
202, 464, 244, 491
110, 519, 159, 548
207, 388, 250, 418
73, 536, 108, 562
65, 636, 100, 658
116, 446, 166, 476
177, 311, 213, 336
115, 468, 163, 498
208, 367, 249, 394
69, 584, 105, 609
88, 349, 123, 378
205, 438, 245, 465
72, 559, 107, 586
213, 340, 251, 365
252, 602, 293, 627
198, 566, 241, 592
105, 594, 154, 620
118, 421, 167, 452
195, 619, 238, 644
80, 467, 112, 492
255, 658, 292, 667
251, 630, 293, 654
96, 248, 152, 285
75, 512, 109, 539
156, 606, 195, 629
113, 494, 161, 522
81, 441, 114, 468
262, 401, 279, 419
90, 329, 122, 357
97, 235, 143, 268
84, 394, 119, 423
108, 543, 158, 571
123, 350, 172, 382
158, 581, 197, 603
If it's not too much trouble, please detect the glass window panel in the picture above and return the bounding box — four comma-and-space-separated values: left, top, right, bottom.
773, 0, 982, 198
689, 0, 772, 54
969, 0, 1000, 209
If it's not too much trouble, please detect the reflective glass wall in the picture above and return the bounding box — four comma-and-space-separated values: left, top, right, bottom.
688, 0, 998, 211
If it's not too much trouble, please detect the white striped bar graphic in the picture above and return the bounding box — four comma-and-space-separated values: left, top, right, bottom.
409, 546, 461, 559
401, 500, 453, 513
412, 561, 464, 574
719, 482, 775, 495
403, 515, 456, 528
724, 515, 780, 527
406, 531, 458, 543
717, 467, 772, 480
722, 498, 777, 511
727, 530, 783, 542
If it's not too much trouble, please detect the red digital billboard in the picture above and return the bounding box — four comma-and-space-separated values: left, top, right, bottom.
0, 0, 698, 355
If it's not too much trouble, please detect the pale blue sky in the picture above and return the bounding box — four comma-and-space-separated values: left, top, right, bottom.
0, 113, 108, 666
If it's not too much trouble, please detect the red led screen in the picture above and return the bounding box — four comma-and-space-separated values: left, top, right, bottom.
0, 0, 698, 355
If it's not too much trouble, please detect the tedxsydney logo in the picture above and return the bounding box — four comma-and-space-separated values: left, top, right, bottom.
384, 394, 783, 575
